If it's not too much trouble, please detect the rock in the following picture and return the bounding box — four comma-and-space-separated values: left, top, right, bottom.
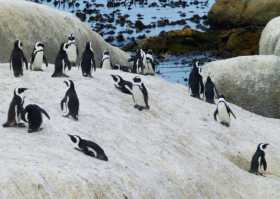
0, 0, 130, 67
202, 55, 280, 118
209, 0, 280, 28
259, 16, 280, 56
135, 20, 146, 32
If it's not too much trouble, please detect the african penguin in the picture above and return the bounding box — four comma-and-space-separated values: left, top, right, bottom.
61, 80, 79, 120
143, 49, 155, 75
204, 76, 218, 104
132, 76, 149, 111
80, 41, 96, 77
10, 40, 28, 77
100, 50, 112, 69
250, 143, 269, 176
52, 43, 71, 77
188, 59, 204, 98
22, 104, 50, 133
3, 88, 27, 128
30, 41, 48, 71
68, 134, 108, 161
213, 95, 236, 127
111, 74, 133, 95
66, 33, 79, 67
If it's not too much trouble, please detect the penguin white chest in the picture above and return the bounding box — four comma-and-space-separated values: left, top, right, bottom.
217, 103, 230, 124
132, 85, 145, 106
67, 45, 77, 63
32, 51, 43, 70
102, 59, 111, 69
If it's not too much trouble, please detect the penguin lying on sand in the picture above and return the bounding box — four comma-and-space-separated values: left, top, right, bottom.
3, 88, 27, 128
250, 143, 269, 176
68, 134, 108, 161
111, 74, 133, 95
213, 95, 236, 127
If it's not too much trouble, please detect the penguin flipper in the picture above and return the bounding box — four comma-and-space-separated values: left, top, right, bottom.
227, 106, 236, 119
261, 155, 267, 171
43, 54, 48, 67
213, 109, 218, 121
40, 108, 50, 120
60, 97, 66, 111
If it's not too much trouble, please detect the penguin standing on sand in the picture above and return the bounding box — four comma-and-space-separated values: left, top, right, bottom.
132, 76, 149, 111
52, 43, 71, 77
68, 134, 108, 161
188, 60, 204, 98
61, 80, 79, 120
66, 33, 79, 68
10, 40, 28, 77
30, 41, 48, 71
3, 88, 27, 128
111, 74, 133, 95
204, 76, 218, 104
144, 49, 156, 75
250, 143, 269, 176
22, 104, 50, 133
80, 41, 96, 77
213, 95, 236, 127
100, 50, 113, 69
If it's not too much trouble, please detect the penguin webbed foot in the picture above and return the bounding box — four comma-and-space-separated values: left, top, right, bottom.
16, 123, 26, 128
28, 127, 42, 133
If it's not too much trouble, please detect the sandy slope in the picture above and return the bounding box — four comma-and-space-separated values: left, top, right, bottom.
0, 64, 280, 198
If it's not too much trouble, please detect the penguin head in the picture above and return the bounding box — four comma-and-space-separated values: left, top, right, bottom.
35, 41, 44, 50
103, 50, 110, 56
68, 134, 81, 147
133, 76, 142, 85
15, 40, 23, 50
258, 143, 269, 152
64, 80, 75, 89
14, 87, 28, 96
207, 76, 211, 82
68, 33, 75, 42
86, 41, 93, 52
111, 74, 121, 84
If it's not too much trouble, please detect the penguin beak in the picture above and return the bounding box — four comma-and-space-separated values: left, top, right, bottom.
64, 81, 69, 87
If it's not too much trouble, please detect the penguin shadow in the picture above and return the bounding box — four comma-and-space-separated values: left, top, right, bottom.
225, 153, 250, 172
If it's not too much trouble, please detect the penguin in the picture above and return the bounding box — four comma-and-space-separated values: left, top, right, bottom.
100, 50, 113, 69
188, 59, 204, 98
68, 134, 108, 161
111, 74, 133, 95
250, 143, 269, 176
132, 49, 144, 74
3, 88, 27, 128
80, 41, 96, 77
51, 43, 71, 77
30, 41, 48, 71
213, 95, 236, 127
204, 76, 218, 104
144, 49, 156, 75
22, 104, 50, 133
66, 33, 79, 67
9, 40, 28, 77
132, 76, 149, 111
61, 80, 79, 120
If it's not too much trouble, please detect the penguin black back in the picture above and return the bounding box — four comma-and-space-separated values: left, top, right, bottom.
250, 143, 269, 175
188, 60, 204, 98
52, 43, 71, 77
68, 134, 108, 161
10, 40, 28, 77
204, 76, 218, 104
111, 74, 133, 95
81, 41, 95, 77
61, 80, 79, 120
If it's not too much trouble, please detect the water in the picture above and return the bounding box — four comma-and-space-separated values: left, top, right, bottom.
32, 0, 215, 47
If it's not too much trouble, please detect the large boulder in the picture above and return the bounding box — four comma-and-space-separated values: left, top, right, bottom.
259, 16, 280, 56
208, 0, 280, 28
0, 0, 129, 66
202, 55, 280, 118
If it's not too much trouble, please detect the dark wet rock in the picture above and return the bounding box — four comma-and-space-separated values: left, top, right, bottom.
76, 11, 86, 22
135, 20, 146, 31
116, 34, 125, 42
157, 19, 170, 27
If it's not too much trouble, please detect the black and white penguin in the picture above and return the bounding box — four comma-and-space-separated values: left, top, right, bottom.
66, 33, 79, 67
100, 50, 113, 69
30, 41, 48, 71
61, 80, 79, 120
188, 59, 204, 98
51, 43, 71, 77
131, 49, 144, 74
204, 76, 218, 104
111, 74, 133, 95
10, 40, 28, 77
213, 95, 236, 127
250, 143, 269, 176
3, 88, 27, 128
22, 104, 50, 133
132, 76, 149, 111
80, 41, 96, 77
144, 49, 156, 75
68, 134, 108, 161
